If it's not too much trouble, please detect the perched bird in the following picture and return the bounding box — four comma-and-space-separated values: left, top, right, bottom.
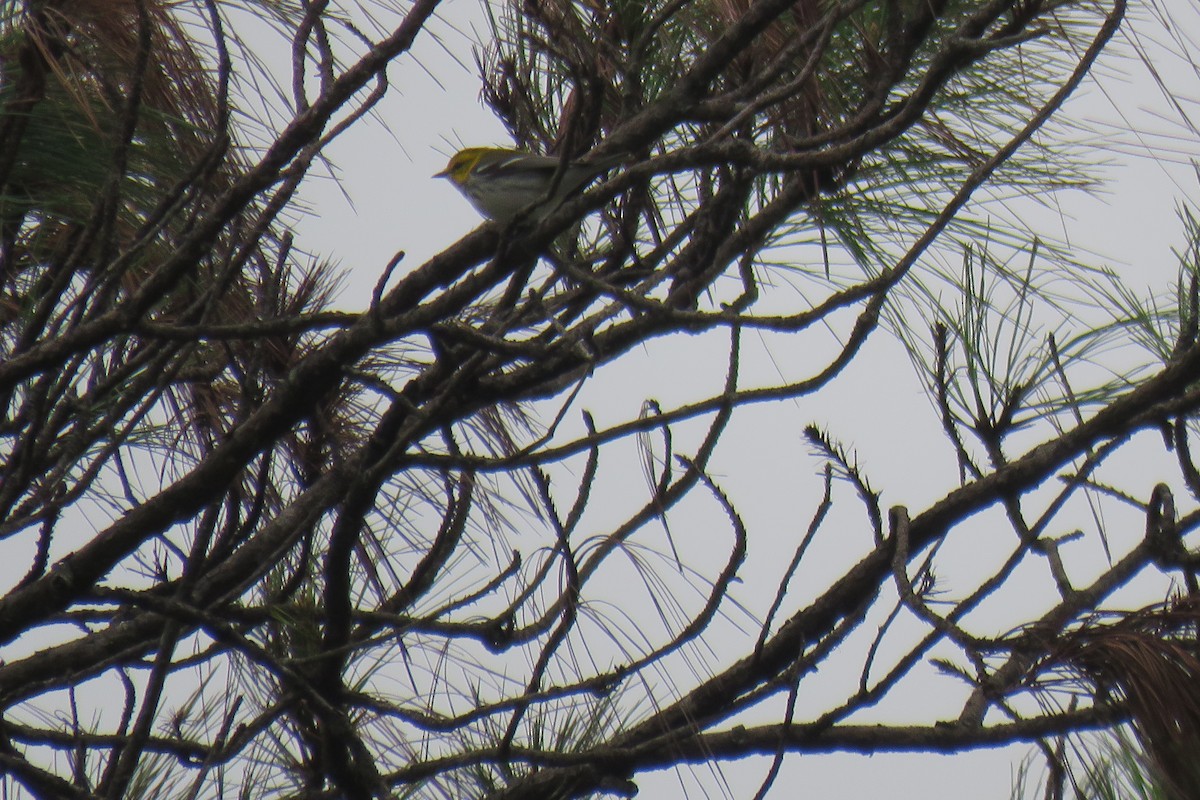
435, 147, 621, 223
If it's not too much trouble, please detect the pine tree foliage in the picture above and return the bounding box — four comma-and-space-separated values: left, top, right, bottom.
0, 2, 1199, 799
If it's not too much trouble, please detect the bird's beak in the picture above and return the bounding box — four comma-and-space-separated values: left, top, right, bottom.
433, 167, 450, 178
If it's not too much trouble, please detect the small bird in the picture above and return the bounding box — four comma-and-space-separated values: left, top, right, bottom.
435, 147, 621, 223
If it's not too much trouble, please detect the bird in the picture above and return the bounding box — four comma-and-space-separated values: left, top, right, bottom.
435, 146, 622, 223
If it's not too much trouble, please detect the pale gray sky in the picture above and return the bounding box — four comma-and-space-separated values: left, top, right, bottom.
253, 2, 1200, 798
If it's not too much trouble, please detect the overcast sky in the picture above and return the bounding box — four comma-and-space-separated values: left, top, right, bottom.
289, 3, 1200, 798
